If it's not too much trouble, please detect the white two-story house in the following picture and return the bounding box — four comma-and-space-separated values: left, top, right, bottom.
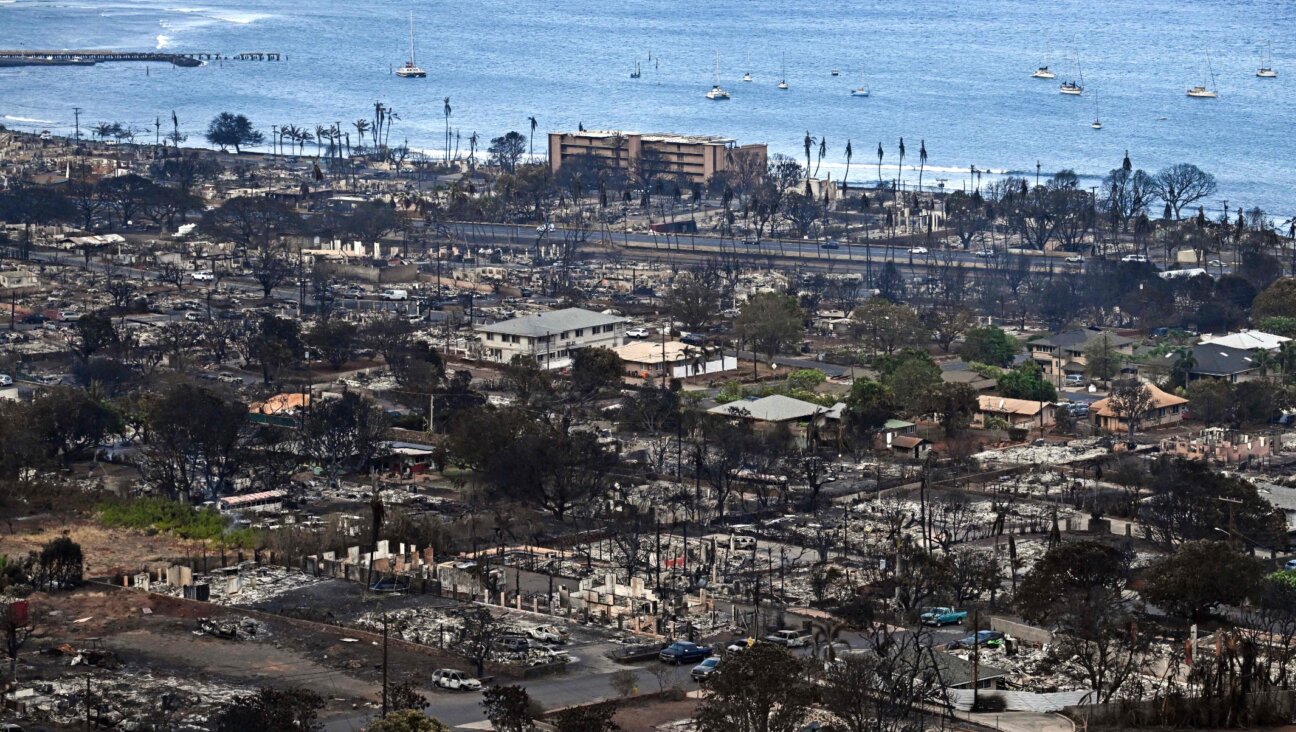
475, 308, 627, 370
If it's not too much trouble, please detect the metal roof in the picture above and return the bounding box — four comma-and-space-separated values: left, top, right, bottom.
476, 308, 627, 337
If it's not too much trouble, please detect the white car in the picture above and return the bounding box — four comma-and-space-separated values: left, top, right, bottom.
625, 327, 650, 339
1120, 254, 1149, 263
379, 289, 409, 301
190, 270, 215, 282
537, 223, 555, 234
526, 625, 570, 644
973, 249, 995, 258
1065, 255, 1085, 264
908, 246, 928, 255
1207, 259, 1226, 268
0, 374, 12, 387
431, 669, 481, 691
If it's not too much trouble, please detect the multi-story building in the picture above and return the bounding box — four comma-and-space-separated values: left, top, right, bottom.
547, 130, 767, 186
474, 307, 627, 370
1028, 327, 1136, 384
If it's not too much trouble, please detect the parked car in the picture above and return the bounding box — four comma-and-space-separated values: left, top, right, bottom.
908, 246, 929, 255
1207, 259, 1226, 268
183, 311, 205, 322
691, 657, 721, 682
764, 629, 811, 647
920, 607, 968, 627
1064, 374, 1088, 387
380, 289, 409, 301
947, 630, 1005, 650
625, 327, 650, 339
526, 625, 570, 644
496, 635, 530, 653
820, 240, 840, 250
1065, 255, 1085, 264
431, 669, 481, 691
973, 249, 995, 258
0, 374, 12, 387
58, 310, 81, 322
190, 270, 215, 282
537, 222, 555, 234
1284, 558, 1296, 571
680, 333, 706, 346
659, 641, 712, 664
1120, 254, 1149, 263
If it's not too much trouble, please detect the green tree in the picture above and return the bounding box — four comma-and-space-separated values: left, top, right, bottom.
851, 299, 927, 355
366, 711, 449, 732
959, 325, 1019, 367
928, 382, 978, 437
1083, 334, 1123, 382
996, 361, 1057, 402
249, 314, 303, 385
488, 132, 527, 173
665, 272, 721, 332
29, 388, 122, 464
205, 112, 265, 153
549, 701, 621, 732
568, 347, 623, 400
843, 380, 896, 447
693, 643, 815, 732
480, 685, 535, 732
214, 687, 324, 732
1141, 540, 1264, 623
882, 353, 942, 415
735, 292, 803, 364
1252, 278, 1296, 321
1140, 458, 1288, 550
1185, 380, 1233, 424
306, 319, 357, 370
31, 536, 82, 591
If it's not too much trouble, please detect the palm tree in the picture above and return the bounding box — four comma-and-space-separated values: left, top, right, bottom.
1279, 341, 1296, 379
468, 131, 479, 169
1170, 346, 1197, 388
528, 115, 537, 162
816, 137, 826, 179
803, 131, 814, 176
1253, 349, 1279, 381
353, 120, 370, 155
843, 139, 853, 185
296, 129, 313, 156
876, 142, 884, 184
897, 137, 906, 193
443, 97, 452, 164
917, 140, 928, 192
314, 125, 330, 157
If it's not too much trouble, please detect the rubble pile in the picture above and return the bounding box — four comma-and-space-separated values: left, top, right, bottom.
24, 670, 248, 730
974, 438, 1109, 467
354, 607, 462, 647
195, 616, 270, 640
153, 563, 327, 606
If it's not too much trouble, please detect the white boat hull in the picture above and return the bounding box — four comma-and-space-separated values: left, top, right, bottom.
1257, 68, 1277, 78
1059, 87, 1082, 95
851, 88, 870, 97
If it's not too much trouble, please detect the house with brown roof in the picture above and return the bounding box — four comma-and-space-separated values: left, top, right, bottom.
1090, 382, 1187, 434
973, 396, 1055, 429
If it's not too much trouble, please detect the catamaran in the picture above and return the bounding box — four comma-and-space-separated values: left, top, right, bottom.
394, 12, 426, 78
705, 54, 730, 99
1187, 52, 1218, 97
1257, 42, 1277, 78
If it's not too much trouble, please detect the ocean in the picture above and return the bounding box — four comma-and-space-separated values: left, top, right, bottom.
0, 0, 1292, 218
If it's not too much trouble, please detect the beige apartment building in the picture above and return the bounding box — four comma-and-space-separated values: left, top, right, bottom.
547, 130, 767, 185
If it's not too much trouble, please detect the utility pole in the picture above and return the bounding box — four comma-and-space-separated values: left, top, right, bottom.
381, 613, 389, 718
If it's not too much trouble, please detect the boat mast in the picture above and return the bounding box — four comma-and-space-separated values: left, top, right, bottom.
408, 12, 416, 65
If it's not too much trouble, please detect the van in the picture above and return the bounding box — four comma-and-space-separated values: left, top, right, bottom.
1120, 254, 1149, 263
380, 289, 409, 301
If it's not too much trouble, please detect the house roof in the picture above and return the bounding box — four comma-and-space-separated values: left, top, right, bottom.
1199, 330, 1292, 351
882, 418, 916, 430
708, 394, 825, 422
250, 393, 310, 415
977, 395, 1049, 417
477, 308, 627, 337
1092, 382, 1188, 418
613, 340, 693, 364
1030, 327, 1134, 351
942, 370, 997, 388
890, 435, 929, 449
1150, 344, 1257, 376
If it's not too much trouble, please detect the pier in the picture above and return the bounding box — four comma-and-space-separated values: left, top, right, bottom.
0, 50, 282, 68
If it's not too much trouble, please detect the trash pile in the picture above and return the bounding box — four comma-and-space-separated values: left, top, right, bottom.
151, 562, 327, 606
194, 616, 270, 641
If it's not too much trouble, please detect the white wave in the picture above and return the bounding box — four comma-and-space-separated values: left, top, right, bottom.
155, 34, 174, 49
205, 9, 271, 24
4, 115, 58, 125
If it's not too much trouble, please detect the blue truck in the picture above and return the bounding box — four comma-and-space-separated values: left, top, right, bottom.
919, 607, 968, 626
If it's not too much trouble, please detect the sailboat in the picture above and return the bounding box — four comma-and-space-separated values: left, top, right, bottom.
394, 12, 426, 78
630, 60, 641, 79
1257, 42, 1277, 78
742, 51, 752, 81
1091, 91, 1102, 129
1187, 52, 1218, 97
850, 66, 870, 96
1033, 40, 1056, 78
777, 54, 789, 89
705, 53, 731, 100
1059, 56, 1083, 94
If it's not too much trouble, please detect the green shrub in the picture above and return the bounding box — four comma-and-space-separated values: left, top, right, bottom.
98, 498, 239, 542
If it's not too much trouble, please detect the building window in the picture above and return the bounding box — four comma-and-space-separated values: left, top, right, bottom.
575, 329, 585, 337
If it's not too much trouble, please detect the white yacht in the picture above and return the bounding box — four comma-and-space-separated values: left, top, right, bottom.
1032, 66, 1056, 79
742, 71, 752, 82
1257, 42, 1277, 78
1059, 80, 1082, 95
394, 13, 425, 78
1187, 51, 1218, 97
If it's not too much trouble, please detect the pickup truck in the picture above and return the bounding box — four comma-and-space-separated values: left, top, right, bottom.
764, 629, 812, 647
919, 607, 968, 627
659, 641, 712, 665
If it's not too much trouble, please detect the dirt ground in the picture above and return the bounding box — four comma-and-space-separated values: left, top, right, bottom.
612, 697, 698, 732
0, 519, 192, 577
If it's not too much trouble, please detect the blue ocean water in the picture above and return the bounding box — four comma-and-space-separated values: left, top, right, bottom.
1, 0, 1292, 217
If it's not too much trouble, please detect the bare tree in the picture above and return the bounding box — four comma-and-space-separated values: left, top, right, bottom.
1150, 163, 1217, 220
1107, 377, 1155, 442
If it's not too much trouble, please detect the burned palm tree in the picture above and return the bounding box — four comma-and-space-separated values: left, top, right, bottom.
897, 137, 906, 192
443, 97, 452, 164
876, 141, 884, 184
917, 140, 928, 192
528, 115, 538, 162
